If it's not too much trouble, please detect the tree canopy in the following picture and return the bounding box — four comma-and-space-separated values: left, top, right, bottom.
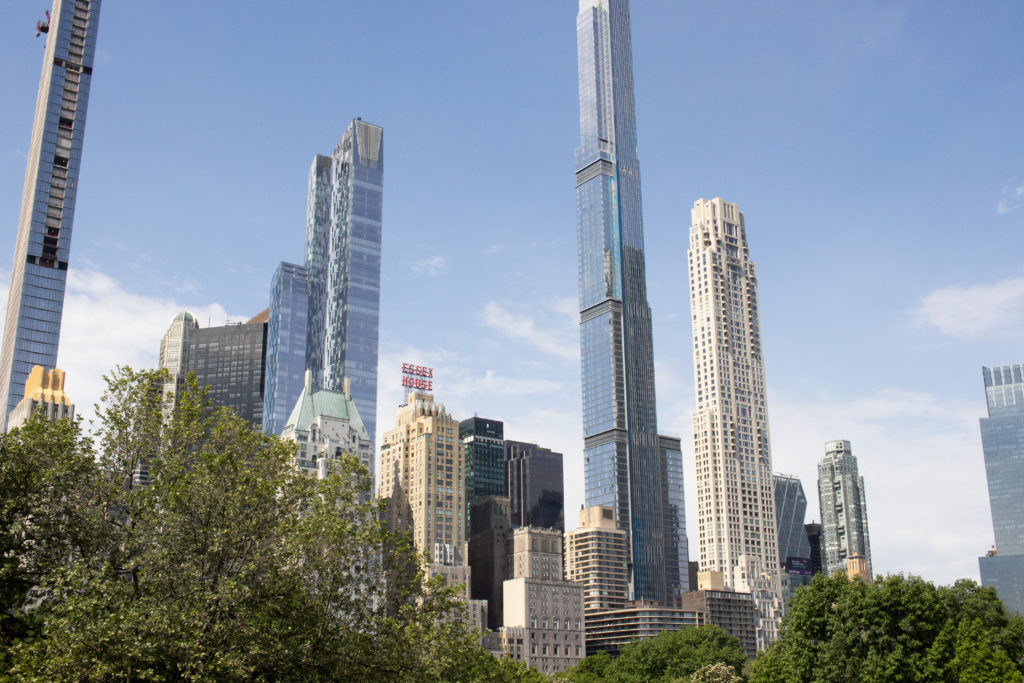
1, 367, 534, 681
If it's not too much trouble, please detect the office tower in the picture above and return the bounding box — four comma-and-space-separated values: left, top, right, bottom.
378, 391, 485, 629
688, 197, 783, 648
469, 496, 512, 629
506, 440, 565, 531
575, 0, 668, 604
805, 522, 824, 576
564, 506, 630, 615
305, 119, 383, 453
978, 364, 1024, 615
280, 370, 371, 478
158, 310, 199, 405
0, 0, 101, 429
5, 365, 73, 432
660, 435, 690, 599
186, 312, 268, 429
264, 262, 309, 436
817, 440, 872, 577
774, 474, 813, 604
490, 526, 584, 674
460, 417, 505, 509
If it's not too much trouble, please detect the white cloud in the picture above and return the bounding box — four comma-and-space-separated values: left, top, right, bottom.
996, 183, 1024, 214
767, 387, 988, 586
479, 301, 578, 361
410, 255, 448, 277
0, 268, 246, 427
912, 276, 1024, 340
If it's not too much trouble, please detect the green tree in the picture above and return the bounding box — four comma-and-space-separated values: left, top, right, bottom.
750, 573, 1024, 683
5, 367, 518, 681
560, 625, 746, 683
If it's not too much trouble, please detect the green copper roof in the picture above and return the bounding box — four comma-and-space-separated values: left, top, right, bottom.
283, 373, 369, 441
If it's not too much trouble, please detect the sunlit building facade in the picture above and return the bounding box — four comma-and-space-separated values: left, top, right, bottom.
0, 0, 101, 428
264, 262, 308, 436
818, 440, 872, 577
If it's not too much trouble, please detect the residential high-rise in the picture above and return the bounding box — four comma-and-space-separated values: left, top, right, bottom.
575, 0, 670, 604
378, 391, 486, 629
280, 370, 371, 478
460, 417, 505, 505
305, 119, 383, 453
687, 197, 783, 648
978, 364, 1024, 615
774, 474, 813, 605
506, 440, 565, 531
186, 312, 268, 429
0, 0, 101, 429
659, 435, 690, 599
264, 262, 309, 436
5, 365, 74, 432
158, 310, 199, 406
565, 506, 629, 616
817, 440, 872, 578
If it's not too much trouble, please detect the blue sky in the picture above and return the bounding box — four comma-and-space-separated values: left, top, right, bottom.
1, 1, 1023, 586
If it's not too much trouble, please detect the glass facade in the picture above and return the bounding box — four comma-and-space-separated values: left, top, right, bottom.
506, 440, 565, 531
305, 120, 383, 455
460, 417, 506, 527
817, 440, 872, 577
576, 0, 670, 604
264, 262, 308, 436
660, 435, 690, 598
774, 474, 812, 605
0, 0, 101, 428
186, 317, 268, 429
978, 364, 1024, 615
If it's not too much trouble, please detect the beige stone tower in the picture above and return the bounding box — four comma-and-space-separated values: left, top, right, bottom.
5, 365, 74, 432
564, 506, 630, 616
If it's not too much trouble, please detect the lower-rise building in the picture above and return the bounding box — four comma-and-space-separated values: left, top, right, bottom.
582, 602, 707, 656
5, 365, 73, 432
681, 578, 758, 657
468, 496, 512, 629
565, 506, 630, 616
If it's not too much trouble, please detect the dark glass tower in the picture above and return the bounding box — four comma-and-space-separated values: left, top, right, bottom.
0, 0, 101, 428
186, 313, 268, 429
460, 416, 506, 502
306, 119, 383, 456
978, 364, 1024, 615
506, 440, 565, 531
575, 0, 666, 602
774, 474, 812, 604
263, 262, 308, 436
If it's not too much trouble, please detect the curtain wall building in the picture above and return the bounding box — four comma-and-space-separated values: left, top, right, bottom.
978, 364, 1024, 615
305, 119, 383, 456
575, 0, 680, 605
687, 197, 783, 647
0, 0, 101, 429
264, 262, 308, 436
185, 313, 268, 429
506, 440, 565, 531
817, 440, 872, 577
774, 474, 812, 605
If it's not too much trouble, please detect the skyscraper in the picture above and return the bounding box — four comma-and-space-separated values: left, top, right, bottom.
264, 262, 308, 436
305, 119, 383, 454
688, 197, 783, 647
0, 0, 101, 429
818, 440, 872, 577
506, 440, 565, 531
575, 0, 669, 604
774, 474, 813, 604
460, 417, 505, 503
659, 435, 690, 598
158, 310, 199, 406
978, 364, 1024, 615
186, 313, 268, 429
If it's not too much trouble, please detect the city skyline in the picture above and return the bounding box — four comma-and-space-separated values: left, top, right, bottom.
1, 1, 1022, 587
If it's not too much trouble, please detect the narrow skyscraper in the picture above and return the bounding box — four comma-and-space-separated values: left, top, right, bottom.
305, 119, 383, 455
817, 440, 872, 577
575, 0, 671, 604
264, 262, 309, 436
688, 198, 783, 648
0, 0, 101, 429
978, 364, 1024, 615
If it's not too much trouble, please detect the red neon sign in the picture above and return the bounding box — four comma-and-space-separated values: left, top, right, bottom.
401, 362, 434, 391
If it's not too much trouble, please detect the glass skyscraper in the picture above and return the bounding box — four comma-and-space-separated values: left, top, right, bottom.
817, 440, 872, 577
659, 435, 690, 598
978, 364, 1024, 615
506, 440, 565, 531
305, 119, 383, 457
264, 262, 308, 436
186, 314, 268, 429
774, 474, 812, 605
0, 0, 101, 429
575, 0, 670, 604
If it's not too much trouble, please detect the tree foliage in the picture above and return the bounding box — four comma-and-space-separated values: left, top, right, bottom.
1, 367, 533, 681
749, 573, 1024, 683
558, 625, 746, 683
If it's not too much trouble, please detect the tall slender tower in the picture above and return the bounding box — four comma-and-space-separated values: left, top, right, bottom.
0, 0, 101, 429
817, 440, 872, 577
688, 198, 782, 648
305, 119, 383, 456
575, 0, 670, 604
